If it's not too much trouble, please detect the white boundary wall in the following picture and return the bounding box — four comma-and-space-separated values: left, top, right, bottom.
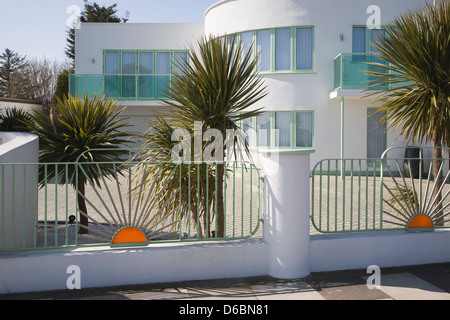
1, 153, 449, 294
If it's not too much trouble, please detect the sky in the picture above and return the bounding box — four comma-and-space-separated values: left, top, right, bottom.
0, 0, 218, 62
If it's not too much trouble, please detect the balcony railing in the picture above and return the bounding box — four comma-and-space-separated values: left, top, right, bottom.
333, 53, 393, 91
69, 74, 173, 100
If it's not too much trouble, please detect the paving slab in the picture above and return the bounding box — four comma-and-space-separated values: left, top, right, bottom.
250, 281, 325, 300
379, 273, 450, 300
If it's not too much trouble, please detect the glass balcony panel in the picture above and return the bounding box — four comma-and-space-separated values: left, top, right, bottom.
333, 53, 391, 91
69, 74, 172, 100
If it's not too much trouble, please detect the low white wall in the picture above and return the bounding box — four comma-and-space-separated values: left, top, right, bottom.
0, 239, 269, 294
0, 98, 42, 113
310, 230, 450, 272
1, 152, 450, 295
0, 132, 39, 250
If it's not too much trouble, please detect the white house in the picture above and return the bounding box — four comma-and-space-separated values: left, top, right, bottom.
72, 0, 431, 167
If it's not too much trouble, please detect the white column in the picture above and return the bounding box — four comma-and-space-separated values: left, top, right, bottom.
261, 152, 311, 279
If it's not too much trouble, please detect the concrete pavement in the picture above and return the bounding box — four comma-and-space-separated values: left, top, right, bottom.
1, 262, 449, 301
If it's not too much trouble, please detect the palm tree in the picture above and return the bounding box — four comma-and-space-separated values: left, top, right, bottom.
367, 1, 450, 225
28, 93, 132, 233
158, 35, 267, 238
134, 114, 218, 239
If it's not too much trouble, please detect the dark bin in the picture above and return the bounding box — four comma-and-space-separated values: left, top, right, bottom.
403, 147, 422, 178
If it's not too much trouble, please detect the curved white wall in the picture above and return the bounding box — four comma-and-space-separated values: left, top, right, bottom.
205, 0, 428, 163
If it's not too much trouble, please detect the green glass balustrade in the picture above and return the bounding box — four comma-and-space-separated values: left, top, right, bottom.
69, 74, 173, 100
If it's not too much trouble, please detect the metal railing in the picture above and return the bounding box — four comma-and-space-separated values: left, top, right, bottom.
311, 147, 450, 234
0, 150, 264, 252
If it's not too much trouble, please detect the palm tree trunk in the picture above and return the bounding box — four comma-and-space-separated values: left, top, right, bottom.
77, 177, 89, 234
433, 135, 444, 226
216, 163, 225, 238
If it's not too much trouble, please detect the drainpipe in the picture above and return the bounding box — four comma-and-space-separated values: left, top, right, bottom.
340, 97, 345, 178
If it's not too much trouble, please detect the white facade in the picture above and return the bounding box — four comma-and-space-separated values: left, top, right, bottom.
73, 0, 429, 165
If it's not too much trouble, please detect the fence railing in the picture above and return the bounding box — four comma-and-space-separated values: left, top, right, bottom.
0, 150, 264, 252
311, 147, 450, 234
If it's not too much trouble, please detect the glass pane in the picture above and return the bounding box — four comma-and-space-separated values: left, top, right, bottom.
104, 75, 119, 97
138, 75, 154, 98
139, 52, 153, 74
173, 51, 188, 75
155, 75, 170, 98
352, 27, 367, 53
122, 52, 136, 75
122, 75, 136, 98
275, 112, 291, 147
240, 31, 254, 64
275, 28, 291, 71
296, 28, 313, 70
105, 52, 119, 74
367, 109, 386, 158
257, 29, 271, 72
241, 117, 254, 145
156, 52, 171, 75
370, 29, 386, 54
256, 112, 271, 147
296, 112, 313, 148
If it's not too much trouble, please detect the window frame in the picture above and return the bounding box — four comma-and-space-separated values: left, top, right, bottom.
234, 26, 315, 75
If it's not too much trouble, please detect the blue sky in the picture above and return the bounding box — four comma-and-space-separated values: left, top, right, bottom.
0, 0, 218, 62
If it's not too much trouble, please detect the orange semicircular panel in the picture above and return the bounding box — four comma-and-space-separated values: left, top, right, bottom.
408, 214, 434, 229
112, 227, 147, 245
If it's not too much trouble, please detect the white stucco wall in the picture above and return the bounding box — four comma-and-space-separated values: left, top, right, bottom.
0, 132, 39, 250
0, 98, 42, 113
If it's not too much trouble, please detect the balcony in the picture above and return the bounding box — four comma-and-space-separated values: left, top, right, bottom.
69, 74, 173, 100
331, 53, 393, 99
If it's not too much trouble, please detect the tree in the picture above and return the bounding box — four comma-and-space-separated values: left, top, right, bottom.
27, 94, 132, 234
368, 1, 450, 225
9, 57, 70, 104
0, 49, 26, 97
141, 35, 267, 238
65, 1, 129, 63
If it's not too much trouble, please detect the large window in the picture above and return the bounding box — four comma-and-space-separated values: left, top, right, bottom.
242, 111, 314, 151
104, 50, 188, 99
234, 26, 314, 74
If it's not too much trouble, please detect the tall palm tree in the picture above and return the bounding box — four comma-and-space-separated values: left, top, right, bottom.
367, 1, 450, 225
160, 35, 267, 237
28, 93, 132, 233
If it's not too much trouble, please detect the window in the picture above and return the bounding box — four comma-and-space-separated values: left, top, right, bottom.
257, 29, 271, 72
275, 111, 291, 147
352, 26, 386, 54
103, 50, 189, 99
296, 27, 313, 70
237, 26, 314, 73
367, 108, 386, 159
275, 28, 291, 71
242, 111, 314, 151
